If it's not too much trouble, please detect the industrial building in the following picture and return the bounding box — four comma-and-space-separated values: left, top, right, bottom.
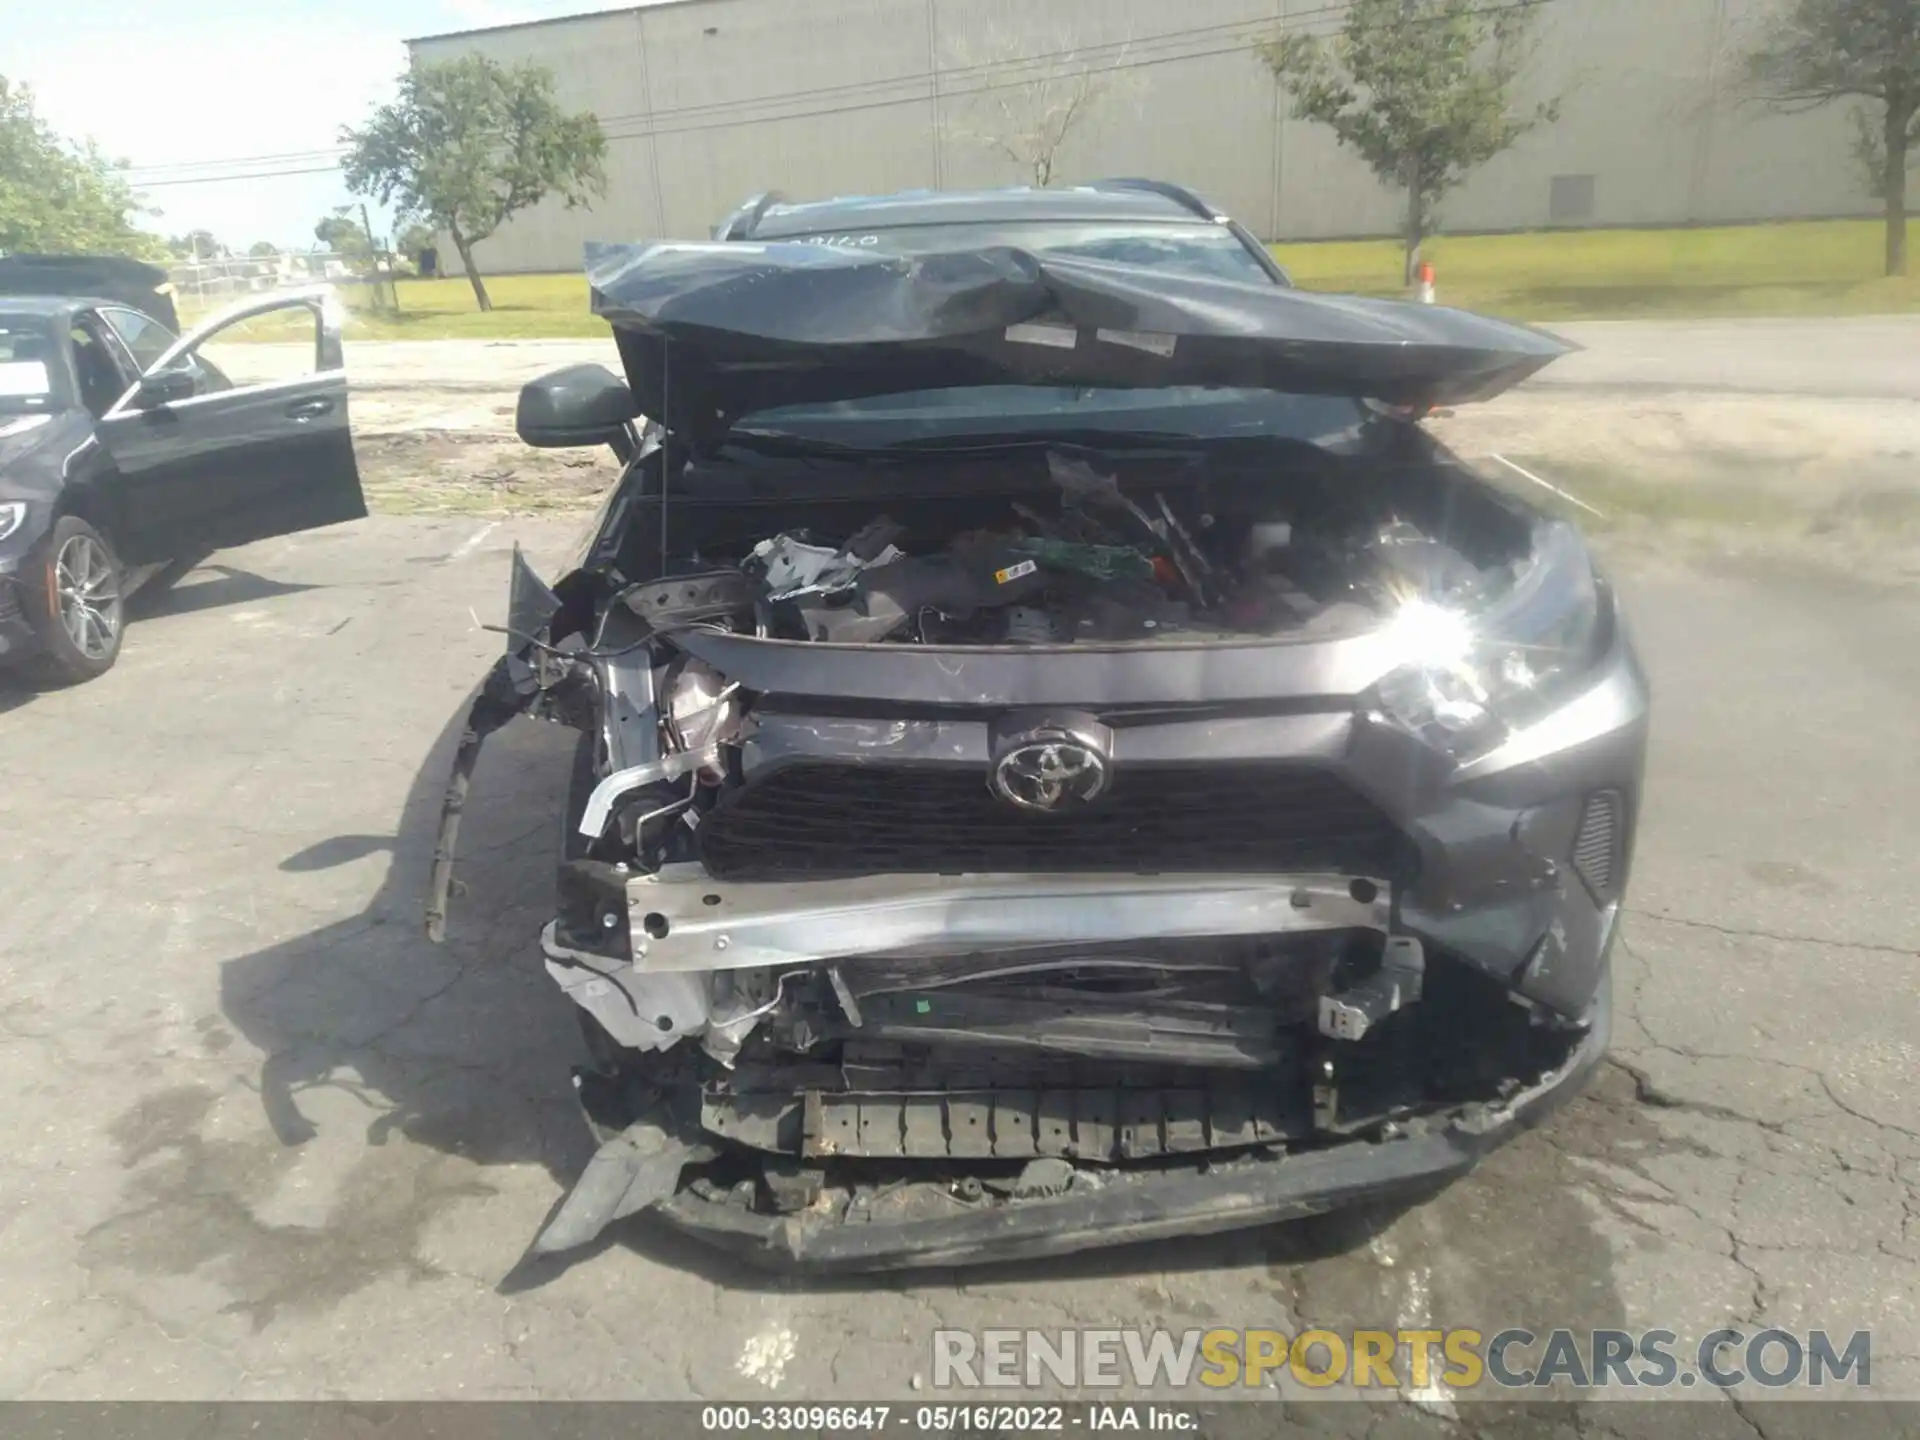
408, 0, 1865, 275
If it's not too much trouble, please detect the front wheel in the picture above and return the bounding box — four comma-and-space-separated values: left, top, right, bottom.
23, 516, 125, 685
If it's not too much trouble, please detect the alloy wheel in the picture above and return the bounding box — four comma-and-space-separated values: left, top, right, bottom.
54, 533, 122, 660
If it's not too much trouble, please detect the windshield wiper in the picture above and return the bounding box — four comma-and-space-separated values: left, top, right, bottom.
721, 429, 878, 460
880, 429, 1210, 453
724, 426, 1212, 460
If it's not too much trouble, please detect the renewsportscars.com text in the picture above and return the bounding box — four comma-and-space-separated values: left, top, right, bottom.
932, 1327, 1873, 1391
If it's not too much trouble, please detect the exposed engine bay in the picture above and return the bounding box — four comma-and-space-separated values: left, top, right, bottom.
619, 445, 1531, 651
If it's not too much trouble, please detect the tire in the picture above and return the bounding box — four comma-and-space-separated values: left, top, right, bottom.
22, 515, 125, 686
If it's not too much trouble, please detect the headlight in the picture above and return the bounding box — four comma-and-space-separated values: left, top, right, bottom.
0, 502, 26, 545
1374, 522, 1608, 755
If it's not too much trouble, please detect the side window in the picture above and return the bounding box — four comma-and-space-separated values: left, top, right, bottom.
108, 294, 338, 409
101, 307, 176, 373
188, 302, 330, 390
70, 317, 138, 420
105, 303, 233, 399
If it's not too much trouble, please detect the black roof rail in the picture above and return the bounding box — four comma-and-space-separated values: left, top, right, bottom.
713, 191, 784, 241
1089, 177, 1228, 223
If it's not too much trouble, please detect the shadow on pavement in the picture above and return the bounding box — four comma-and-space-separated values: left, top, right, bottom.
131, 562, 322, 619
222, 691, 578, 1123
0, 562, 333, 716
0, 667, 49, 715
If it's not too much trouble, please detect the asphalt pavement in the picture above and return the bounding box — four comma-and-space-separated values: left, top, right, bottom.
1536, 316, 1920, 400
0, 508, 1915, 1418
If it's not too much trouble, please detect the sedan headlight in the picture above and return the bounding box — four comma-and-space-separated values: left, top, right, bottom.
0, 502, 26, 545
1374, 522, 1609, 755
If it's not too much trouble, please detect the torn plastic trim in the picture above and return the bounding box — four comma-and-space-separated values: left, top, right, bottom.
424, 652, 543, 942
624, 867, 1393, 973
529, 1108, 715, 1257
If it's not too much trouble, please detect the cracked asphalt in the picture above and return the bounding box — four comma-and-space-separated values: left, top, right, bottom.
0, 389, 1916, 1424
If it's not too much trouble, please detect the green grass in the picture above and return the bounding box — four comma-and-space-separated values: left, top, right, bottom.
177, 218, 1920, 340
178, 271, 601, 339
1274, 217, 1920, 321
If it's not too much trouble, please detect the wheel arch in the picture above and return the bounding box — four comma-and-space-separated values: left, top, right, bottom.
50, 482, 122, 557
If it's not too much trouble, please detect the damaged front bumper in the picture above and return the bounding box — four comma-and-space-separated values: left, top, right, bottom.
676, 978, 1603, 1273
531, 854, 1614, 1271
539, 962, 1609, 1273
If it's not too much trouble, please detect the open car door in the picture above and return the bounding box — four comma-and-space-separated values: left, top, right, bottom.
96, 287, 366, 565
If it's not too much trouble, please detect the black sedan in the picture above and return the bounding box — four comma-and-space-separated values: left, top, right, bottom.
0, 287, 366, 683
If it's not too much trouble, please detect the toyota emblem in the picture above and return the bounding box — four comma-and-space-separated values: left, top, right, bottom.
990, 732, 1110, 812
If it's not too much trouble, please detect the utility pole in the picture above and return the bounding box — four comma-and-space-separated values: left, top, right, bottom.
360, 202, 403, 317
927, 0, 945, 189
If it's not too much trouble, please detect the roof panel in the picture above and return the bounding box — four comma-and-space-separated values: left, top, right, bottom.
749, 185, 1208, 238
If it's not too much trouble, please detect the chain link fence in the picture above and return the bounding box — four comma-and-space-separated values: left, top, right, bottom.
169, 250, 403, 320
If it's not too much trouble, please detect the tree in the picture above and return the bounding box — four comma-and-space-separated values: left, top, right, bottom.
313, 206, 374, 268
950, 26, 1143, 187
0, 76, 156, 257
340, 55, 606, 311
248, 240, 280, 258
167, 229, 223, 261
394, 220, 437, 261
1740, 0, 1920, 276
1256, 0, 1560, 285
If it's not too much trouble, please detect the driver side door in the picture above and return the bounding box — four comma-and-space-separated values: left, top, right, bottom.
94, 290, 367, 565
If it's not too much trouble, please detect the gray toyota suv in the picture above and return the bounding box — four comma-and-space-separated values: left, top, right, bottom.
438, 181, 1647, 1272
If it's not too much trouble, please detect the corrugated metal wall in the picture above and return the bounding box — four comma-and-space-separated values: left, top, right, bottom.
408, 0, 1864, 274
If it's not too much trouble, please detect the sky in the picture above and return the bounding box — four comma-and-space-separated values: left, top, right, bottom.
0, 0, 634, 250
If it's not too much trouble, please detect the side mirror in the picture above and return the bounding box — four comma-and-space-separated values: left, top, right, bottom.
516, 363, 638, 449
137, 363, 196, 406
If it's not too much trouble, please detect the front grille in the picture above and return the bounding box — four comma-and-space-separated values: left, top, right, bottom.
698, 762, 1408, 881
1572, 790, 1622, 898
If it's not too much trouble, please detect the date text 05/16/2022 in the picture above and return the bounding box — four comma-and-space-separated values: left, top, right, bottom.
699, 1405, 1196, 1432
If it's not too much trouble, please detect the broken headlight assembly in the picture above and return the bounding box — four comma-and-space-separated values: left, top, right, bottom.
1373, 522, 1609, 756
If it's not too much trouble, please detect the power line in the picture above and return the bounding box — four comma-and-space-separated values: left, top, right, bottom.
566, 0, 1554, 134
583, 8, 1312, 130
125, 4, 1363, 181
125, 147, 347, 179
124, 0, 1562, 187
583, 3, 1362, 134
136, 165, 344, 187
597, 0, 1561, 143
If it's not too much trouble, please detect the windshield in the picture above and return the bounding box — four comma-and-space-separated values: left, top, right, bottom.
741, 386, 1373, 451
0, 314, 63, 415
744, 219, 1349, 445
775, 219, 1276, 284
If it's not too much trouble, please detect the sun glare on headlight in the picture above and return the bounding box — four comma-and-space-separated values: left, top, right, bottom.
1373, 523, 1608, 755
1383, 597, 1476, 669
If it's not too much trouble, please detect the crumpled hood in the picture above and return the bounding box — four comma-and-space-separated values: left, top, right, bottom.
585, 239, 1572, 445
